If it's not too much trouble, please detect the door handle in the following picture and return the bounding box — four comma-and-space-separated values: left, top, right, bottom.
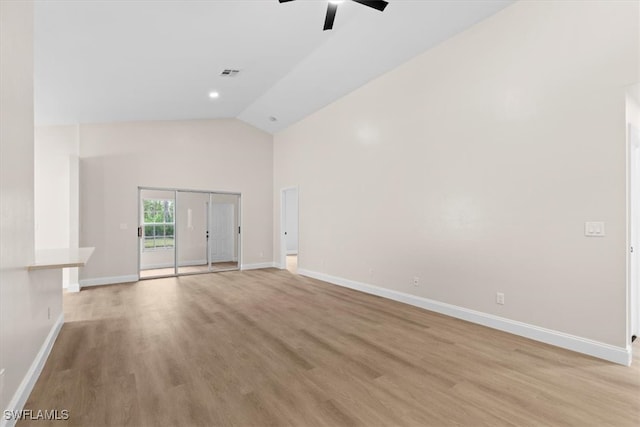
138, 227, 142, 238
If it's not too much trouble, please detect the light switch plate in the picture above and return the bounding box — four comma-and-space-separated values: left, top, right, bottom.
585, 221, 605, 237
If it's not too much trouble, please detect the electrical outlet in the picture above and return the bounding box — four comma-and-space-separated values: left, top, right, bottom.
584, 221, 605, 237
496, 292, 505, 305
413, 277, 419, 287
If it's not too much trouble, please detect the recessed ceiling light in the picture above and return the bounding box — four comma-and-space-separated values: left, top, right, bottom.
208, 91, 220, 99
329, 0, 344, 4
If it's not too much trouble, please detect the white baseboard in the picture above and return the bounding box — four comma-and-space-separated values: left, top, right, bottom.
241, 262, 276, 271
297, 269, 631, 366
66, 282, 80, 293
79, 274, 139, 288
1, 313, 64, 427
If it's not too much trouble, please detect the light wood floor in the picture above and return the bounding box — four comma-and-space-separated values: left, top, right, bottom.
20, 269, 640, 426
286, 255, 297, 274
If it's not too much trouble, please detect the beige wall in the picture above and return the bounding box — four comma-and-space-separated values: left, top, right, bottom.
0, 0, 63, 417
274, 0, 639, 350
78, 118, 272, 283
34, 125, 80, 288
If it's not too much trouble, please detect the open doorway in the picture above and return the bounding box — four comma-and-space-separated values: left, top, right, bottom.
280, 187, 299, 274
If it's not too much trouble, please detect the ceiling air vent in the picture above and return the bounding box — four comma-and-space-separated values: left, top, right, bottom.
220, 69, 240, 77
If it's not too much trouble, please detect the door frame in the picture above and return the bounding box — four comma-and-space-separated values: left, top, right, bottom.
629, 125, 640, 349
138, 186, 242, 279
280, 186, 299, 269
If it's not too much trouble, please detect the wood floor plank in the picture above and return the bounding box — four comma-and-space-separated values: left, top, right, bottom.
16, 268, 640, 426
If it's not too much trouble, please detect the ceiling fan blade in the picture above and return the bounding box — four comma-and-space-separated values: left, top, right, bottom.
278, 0, 295, 3
323, 3, 338, 31
351, 0, 388, 12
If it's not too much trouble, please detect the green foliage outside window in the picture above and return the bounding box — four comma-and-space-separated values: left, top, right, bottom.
143, 199, 175, 250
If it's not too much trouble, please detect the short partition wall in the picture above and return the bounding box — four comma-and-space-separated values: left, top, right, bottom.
138, 187, 241, 279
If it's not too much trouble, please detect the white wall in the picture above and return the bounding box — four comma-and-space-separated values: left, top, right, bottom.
274, 0, 639, 355
34, 125, 80, 288
0, 0, 63, 421
78, 118, 272, 284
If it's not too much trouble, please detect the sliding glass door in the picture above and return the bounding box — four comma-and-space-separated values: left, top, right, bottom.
138, 187, 240, 279
209, 193, 239, 272
177, 191, 210, 275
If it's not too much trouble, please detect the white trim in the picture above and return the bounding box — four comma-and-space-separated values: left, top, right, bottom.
79, 275, 138, 288
241, 262, 276, 271
139, 263, 176, 270
628, 122, 640, 349
210, 257, 235, 263
286, 250, 298, 256
298, 268, 632, 366
66, 282, 80, 293
1, 313, 64, 427
140, 260, 209, 270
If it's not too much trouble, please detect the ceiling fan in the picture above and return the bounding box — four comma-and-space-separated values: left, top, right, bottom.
279, 0, 389, 31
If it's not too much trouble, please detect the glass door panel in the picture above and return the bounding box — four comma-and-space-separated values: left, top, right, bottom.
139, 189, 176, 278
210, 193, 240, 272
177, 191, 210, 275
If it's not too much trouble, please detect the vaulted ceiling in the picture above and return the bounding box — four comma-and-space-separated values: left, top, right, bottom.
35, 0, 513, 133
